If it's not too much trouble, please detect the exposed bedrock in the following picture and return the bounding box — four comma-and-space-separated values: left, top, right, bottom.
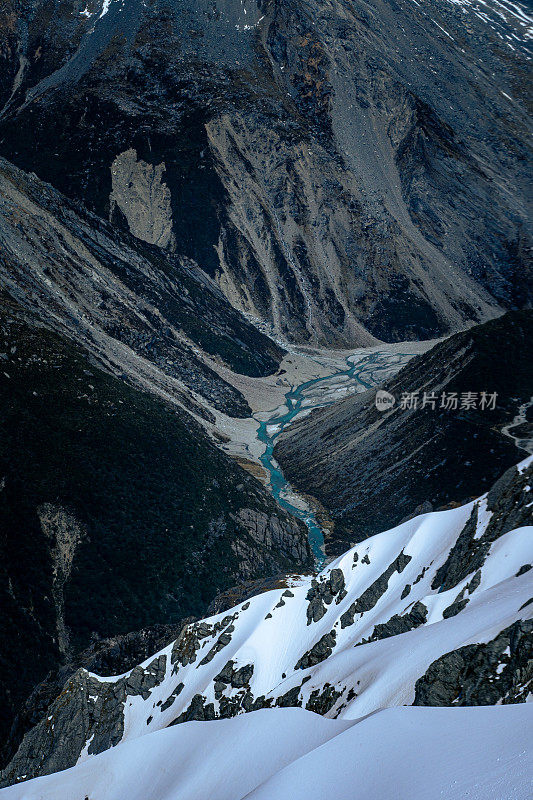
0, 0, 531, 344
2, 457, 531, 787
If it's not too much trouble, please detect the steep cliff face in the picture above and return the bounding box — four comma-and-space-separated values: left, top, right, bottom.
275, 311, 533, 553
0, 297, 311, 764
0, 0, 531, 344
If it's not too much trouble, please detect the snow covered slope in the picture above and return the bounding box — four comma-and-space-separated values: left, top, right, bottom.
2, 706, 533, 800
247, 705, 533, 800
1, 706, 531, 800
0, 709, 352, 800
1, 457, 532, 789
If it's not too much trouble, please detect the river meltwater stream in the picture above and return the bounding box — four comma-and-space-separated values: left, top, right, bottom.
255, 349, 419, 569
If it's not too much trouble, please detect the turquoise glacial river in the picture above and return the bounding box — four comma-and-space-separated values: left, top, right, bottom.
256, 352, 394, 569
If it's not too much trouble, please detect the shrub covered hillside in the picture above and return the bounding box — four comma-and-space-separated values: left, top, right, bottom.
0, 296, 310, 762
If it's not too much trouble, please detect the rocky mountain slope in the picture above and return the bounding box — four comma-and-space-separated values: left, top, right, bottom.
275, 311, 533, 552
0, 295, 311, 766
0, 156, 284, 421
0, 0, 531, 344
1, 456, 531, 788
0, 2, 531, 795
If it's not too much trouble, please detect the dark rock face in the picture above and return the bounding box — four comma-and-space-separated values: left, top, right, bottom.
305, 568, 347, 625
0, 299, 311, 763
295, 630, 336, 669
0, 606, 276, 783
0, 652, 171, 787
1, 456, 530, 786
340, 551, 411, 628
0, 0, 531, 788
361, 601, 428, 645
306, 684, 342, 715
275, 312, 533, 552
275, 685, 302, 709
432, 463, 533, 592
232, 508, 311, 574
214, 660, 254, 690
174, 695, 217, 724
0, 156, 284, 419
442, 595, 469, 619
413, 620, 533, 706
0, 0, 531, 345
2, 620, 190, 769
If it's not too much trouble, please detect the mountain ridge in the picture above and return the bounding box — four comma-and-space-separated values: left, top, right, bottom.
1, 0, 531, 344
1, 455, 530, 787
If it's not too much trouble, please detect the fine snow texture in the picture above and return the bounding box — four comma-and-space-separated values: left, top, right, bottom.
2, 705, 531, 800
246, 705, 533, 800
0, 710, 352, 800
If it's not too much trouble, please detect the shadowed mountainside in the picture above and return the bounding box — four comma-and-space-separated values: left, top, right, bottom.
0, 0, 531, 344
0, 296, 311, 763
0, 156, 285, 421
275, 311, 533, 553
